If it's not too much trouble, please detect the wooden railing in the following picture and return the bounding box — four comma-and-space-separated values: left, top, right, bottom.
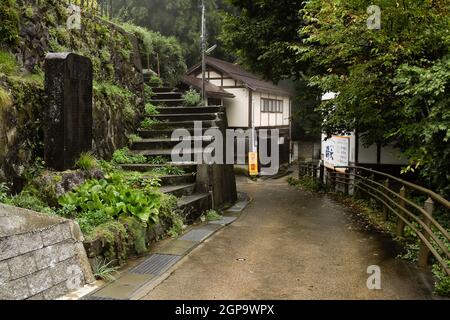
298, 162, 450, 276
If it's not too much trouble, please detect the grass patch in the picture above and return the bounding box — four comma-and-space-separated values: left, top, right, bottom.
287, 176, 326, 193
92, 259, 119, 282
75, 152, 99, 171
0, 50, 18, 75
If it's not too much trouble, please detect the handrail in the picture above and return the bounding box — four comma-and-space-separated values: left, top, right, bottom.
335, 165, 450, 209
298, 161, 450, 276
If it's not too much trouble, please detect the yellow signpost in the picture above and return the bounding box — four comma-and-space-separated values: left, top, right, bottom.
249, 152, 259, 176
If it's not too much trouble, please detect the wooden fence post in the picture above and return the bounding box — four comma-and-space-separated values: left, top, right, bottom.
418, 198, 434, 268
344, 169, 349, 196
396, 187, 407, 237
382, 178, 390, 221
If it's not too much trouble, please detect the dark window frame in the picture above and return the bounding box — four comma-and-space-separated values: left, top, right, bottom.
261, 98, 283, 114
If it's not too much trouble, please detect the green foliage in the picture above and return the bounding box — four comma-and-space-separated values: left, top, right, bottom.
8, 191, 54, 215
0, 86, 13, 111
204, 209, 222, 222
112, 147, 146, 164
144, 103, 159, 116
182, 89, 202, 107
0, 183, 10, 203
298, 0, 450, 197
75, 152, 99, 171
123, 216, 148, 255
92, 259, 119, 282
114, 0, 235, 66
144, 84, 154, 101
432, 262, 450, 297
127, 134, 142, 146
0, 0, 20, 46
166, 212, 184, 238
122, 23, 187, 85
0, 50, 18, 75
140, 118, 161, 130
148, 74, 163, 87
87, 221, 129, 262
76, 209, 114, 235
288, 176, 325, 193
146, 156, 167, 165
58, 172, 163, 226
221, 0, 305, 82
93, 81, 137, 122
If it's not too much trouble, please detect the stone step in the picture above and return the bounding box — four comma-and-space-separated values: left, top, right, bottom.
131, 137, 214, 150
121, 163, 197, 173
151, 87, 177, 93
149, 113, 219, 122
160, 183, 196, 197
137, 127, 220, 139
177, 193, 211, 223
153, 92, 183, 100
145, 120, 221, 130
131, 148, 206, 158
150, 99, 185, 107
156, 106, 223, 114
155, 173, 196, 186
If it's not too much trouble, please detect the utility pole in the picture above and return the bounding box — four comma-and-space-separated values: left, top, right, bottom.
201, 0, 207, 105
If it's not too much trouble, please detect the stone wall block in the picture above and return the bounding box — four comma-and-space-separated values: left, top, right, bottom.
26, 268, 53, 296
7, 252, 38, 280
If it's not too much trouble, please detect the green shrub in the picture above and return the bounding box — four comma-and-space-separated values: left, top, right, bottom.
0, 50, 18, 75
149, 74, 163, 87
0, 0, 20, 46
144, 85, 154, 101
58, 173, 163, 225
140, 118, 161, 130
0, 183, 10, 203
122, 24, 187, 85
127, 134, 142, 146
76, 210, 113, 235
9, 191, 54, 215
92, 259, 119, 282
144, 103, 159, 116
288, 176, 325, 193
112, 148, 146, 164
204, 209, 222, 221
167, 213, 185, 238
75, 152, 99, 171
182, 89, 202, 107
0, 86, 13, 110
432, 262, 450, 297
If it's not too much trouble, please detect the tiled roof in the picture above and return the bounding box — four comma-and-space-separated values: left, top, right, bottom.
188, 57, 292, 96
181, 75, 235, 99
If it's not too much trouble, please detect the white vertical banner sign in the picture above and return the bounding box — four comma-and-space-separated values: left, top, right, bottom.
324, 136, 350, 172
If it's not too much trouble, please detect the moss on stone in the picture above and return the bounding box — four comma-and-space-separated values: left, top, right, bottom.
0, 0, 20, 46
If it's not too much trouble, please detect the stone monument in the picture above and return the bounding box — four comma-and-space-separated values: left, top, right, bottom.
44, 53, 93, 171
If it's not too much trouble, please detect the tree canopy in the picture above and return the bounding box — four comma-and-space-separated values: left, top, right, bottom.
113, 0, 234, 66
222, 0, 450, 196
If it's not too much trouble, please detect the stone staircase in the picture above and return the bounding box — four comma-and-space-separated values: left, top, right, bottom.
122, 87, 225, 222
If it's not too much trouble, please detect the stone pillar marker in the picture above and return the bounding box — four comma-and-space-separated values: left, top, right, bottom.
44, 53, 93, 171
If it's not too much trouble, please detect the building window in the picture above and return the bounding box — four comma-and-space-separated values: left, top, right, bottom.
261, 98, 283, 113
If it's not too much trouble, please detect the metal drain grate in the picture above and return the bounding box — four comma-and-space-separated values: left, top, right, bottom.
128, 254, 181, 275
179, 228, 215, 242
209, 216, 237, 226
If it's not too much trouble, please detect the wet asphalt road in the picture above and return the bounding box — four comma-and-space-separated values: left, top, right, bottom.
142, 175, 436, 300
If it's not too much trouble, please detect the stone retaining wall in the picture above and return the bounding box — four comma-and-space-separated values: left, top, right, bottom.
0, 204, 94, 300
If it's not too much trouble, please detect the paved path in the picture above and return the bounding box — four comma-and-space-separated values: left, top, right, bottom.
142, 175, 435, 300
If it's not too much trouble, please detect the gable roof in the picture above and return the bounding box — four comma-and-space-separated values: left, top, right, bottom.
187, 57, 292, 97
181, 75, 235, 99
